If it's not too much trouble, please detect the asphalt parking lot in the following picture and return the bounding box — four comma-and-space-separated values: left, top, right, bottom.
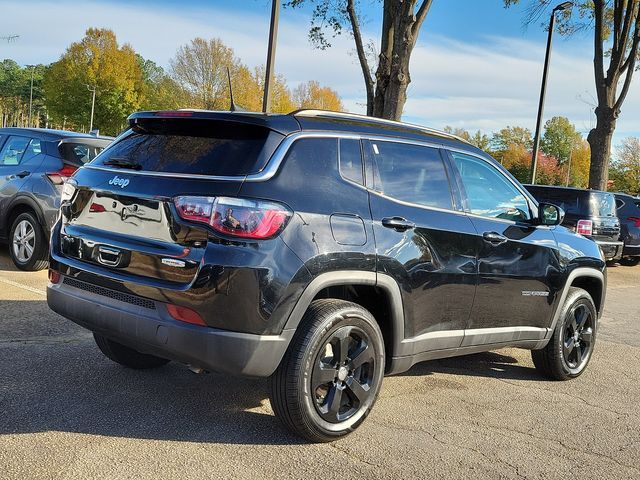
0, 251, 638, 480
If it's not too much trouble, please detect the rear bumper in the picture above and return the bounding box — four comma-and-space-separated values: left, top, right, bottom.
47, 277, 294, 377
622, 243, 640, 257
596, 240, 624, 261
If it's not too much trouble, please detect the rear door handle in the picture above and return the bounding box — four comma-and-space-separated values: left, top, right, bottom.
382, 217, 416, 232
483, 231, 508, 245
6, 170, 30, 180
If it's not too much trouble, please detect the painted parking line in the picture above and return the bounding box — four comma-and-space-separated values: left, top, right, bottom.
0, 277, 46, 296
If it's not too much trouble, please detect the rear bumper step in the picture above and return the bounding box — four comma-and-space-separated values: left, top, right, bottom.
47, 277, 293, 377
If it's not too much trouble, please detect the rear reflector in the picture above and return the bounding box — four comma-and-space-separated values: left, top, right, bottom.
167, 304, 207, 326
577, 219, 593, 236
174, 196, 292, 240
628, 216, 640, 228
48, 269, 61, 284
47, 165, 78, 185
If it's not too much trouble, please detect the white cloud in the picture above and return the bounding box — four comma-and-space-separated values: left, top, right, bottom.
4, 0, 640, 145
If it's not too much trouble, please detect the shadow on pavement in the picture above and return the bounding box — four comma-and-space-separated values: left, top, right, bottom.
403, 351, 544, 381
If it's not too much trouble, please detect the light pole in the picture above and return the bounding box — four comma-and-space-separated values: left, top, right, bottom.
86, 84, 97, 132
262, 0, 280, 113
27, 65, 35, 127
529, 1, 573, 185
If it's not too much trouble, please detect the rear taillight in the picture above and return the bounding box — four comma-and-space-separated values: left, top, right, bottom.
47, 165, 77, 185
628, 216, 640, 228
174, 196, 292, 240
577, 219, 593, 236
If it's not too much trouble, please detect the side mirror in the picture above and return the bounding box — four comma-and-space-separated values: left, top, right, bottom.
539, 202, 564, 226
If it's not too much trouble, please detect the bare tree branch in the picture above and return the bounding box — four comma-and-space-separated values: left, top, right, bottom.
346, 0, 374, 114
594, 0, 607, 104
413, 0, 434, 37
615, 14, 640, 111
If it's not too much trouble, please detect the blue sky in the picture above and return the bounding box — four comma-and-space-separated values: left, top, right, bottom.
2, 0, 635, 148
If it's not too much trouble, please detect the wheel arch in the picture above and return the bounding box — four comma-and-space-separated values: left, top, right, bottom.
6, 195, 48, 237
283, 271, 405, 372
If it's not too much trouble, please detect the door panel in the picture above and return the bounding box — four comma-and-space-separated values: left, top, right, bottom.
448, 151, 561, 337
365, 140, 477, 348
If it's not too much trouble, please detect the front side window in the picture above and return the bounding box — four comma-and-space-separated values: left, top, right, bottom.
368, 141, 453, 210
0, 136, 31, 166
452, 152, 531, 222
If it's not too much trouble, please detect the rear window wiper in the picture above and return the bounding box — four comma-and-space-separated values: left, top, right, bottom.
103, 157, 142, 170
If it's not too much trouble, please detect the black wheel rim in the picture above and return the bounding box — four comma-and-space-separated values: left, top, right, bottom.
311, 325, 376, 424
563, 304, 594, 370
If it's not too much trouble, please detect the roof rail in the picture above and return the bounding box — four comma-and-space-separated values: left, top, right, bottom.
290, 109, 468, 143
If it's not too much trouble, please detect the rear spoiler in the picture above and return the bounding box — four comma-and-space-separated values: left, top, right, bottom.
57, 137, 113, 148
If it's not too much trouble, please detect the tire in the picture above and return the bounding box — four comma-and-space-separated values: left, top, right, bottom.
93, 333, 170, 369
532, 287, 597, 380
9, 212, 49, 271
270, 299, 385, 442
620, 256, 640, 266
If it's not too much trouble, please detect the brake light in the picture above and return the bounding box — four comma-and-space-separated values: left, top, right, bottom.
47, 165, 77, 185
174, 196, 292, 239
154, 110, 194, 117
628, 216, 640, 228
577, 219, 593, 236
167, 304, 206, 326
89, 203, 106, 213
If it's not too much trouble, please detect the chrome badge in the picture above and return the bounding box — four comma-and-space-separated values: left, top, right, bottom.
108, 175, 130, 189
521, 291, 549, 297
161, 258, 186, 268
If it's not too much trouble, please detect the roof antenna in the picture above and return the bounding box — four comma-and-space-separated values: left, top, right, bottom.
227, 66, 237, 112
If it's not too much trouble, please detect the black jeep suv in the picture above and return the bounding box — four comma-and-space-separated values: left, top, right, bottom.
48, 110, 606, 442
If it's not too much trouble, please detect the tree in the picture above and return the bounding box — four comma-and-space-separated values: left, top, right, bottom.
169, 38, 237, 110
505, 1, 640, 191
292, 80, 344, 110
137, 55, 189, 110
286, 0, 434, 120
610, 137, 640, 195
567, 139, 591, 188
0, 60, 46, 128
44, 28, 145, 134
491, 126, 533, 164
541, 116, 581, 165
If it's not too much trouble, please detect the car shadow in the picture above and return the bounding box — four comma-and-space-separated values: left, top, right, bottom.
401, 351, 544, 381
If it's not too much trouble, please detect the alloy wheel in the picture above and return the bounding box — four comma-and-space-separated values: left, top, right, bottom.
563, 304, 594, 370
311, 326, 377, 424
12, 220, 36, 263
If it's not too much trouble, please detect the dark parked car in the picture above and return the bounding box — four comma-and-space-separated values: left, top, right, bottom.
614, 192, 640, 266
525, 184, 623, 261
0, 128, 111, 270
48, 110, 606, 442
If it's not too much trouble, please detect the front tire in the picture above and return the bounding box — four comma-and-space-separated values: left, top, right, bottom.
9, 212, 48, 271
620, 256, 640, 266
532, 287, 597, 380
270, 299, 385, 442
94, 333, 170, 369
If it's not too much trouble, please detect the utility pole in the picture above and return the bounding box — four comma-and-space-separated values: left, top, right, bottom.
262, 0, 280, 113
27, 65, 35, 127
86, 84, 97, 131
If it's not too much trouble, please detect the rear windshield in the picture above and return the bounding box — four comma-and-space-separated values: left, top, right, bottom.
59, 142, 107, 166
590, 192, 616, 217
91, 120, 283, 176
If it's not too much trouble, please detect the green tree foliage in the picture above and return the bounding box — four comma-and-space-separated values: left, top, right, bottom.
491, 126, 533, 164
0, 60, 47, 127
44, 28, 145, 134
541, 116, 581, 166
443, 126, 491, 150
610, 137, 640, 195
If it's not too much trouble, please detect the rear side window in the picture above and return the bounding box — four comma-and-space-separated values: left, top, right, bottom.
527, 187, 582, 215
339, 138, 364, 185
367, 140, 453, 209
59, 142, 105, 166
0, 136, 31, 165
93, 120, 283, 176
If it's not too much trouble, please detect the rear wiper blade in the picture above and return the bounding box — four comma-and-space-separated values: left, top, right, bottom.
104, 157, 142, 170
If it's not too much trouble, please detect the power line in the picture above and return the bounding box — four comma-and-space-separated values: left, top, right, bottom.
0, 35, 19, 43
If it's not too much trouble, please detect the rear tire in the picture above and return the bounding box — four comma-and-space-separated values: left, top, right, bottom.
620, 256, 640, 266
270, 299, 385, 442
93, 333, 170, 369
9, 212, 49, 271
532, 287, 597, 380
